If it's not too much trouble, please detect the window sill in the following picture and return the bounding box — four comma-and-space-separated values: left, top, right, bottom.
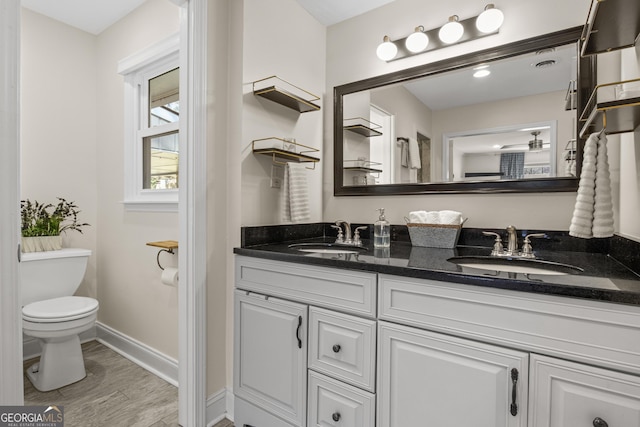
122, 200, 178, 213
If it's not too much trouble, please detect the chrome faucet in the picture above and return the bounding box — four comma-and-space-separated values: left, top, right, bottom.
483, 226, 546, 259
506, 225, 518, 256
335, 220, 352, 244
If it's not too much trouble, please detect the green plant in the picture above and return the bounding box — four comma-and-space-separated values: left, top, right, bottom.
21, 197, 90, 237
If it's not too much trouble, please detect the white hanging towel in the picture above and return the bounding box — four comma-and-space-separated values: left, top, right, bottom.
282, 163, 310, 223
408, 138, 422, 170
569, 132, 614, 238
592, 134, 614, 237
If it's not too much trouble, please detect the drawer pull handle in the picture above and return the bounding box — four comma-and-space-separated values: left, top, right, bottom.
510, 368, 518, 416
593, 418, 608, 427
332, 412, 341, 422
296, 316, 302, 349
332, 344, 341, 353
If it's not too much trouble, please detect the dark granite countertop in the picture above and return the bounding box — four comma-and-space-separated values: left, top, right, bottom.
234, 235, 640, 306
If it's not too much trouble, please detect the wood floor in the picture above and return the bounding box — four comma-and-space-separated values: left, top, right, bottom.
24, 340, 233, 427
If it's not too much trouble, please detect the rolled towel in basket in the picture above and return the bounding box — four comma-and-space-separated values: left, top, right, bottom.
439, 210, 463, 225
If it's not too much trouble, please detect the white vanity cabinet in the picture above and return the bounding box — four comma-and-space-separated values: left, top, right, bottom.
378, 321, 529, 427
529, 354, 640, 427
235, 255, 640, 427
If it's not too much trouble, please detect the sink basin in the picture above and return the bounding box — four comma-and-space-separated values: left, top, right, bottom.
288, 242, 367, 255
447, 256, 583, 276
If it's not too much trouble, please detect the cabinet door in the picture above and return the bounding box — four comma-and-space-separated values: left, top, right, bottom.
529, 354, 640, 427
378, 321, 528, 427
234, 290, 307, 427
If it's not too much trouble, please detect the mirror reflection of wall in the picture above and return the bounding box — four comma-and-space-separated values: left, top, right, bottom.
340, 40, 578, 187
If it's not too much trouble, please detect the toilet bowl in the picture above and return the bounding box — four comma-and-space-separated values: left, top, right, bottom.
21, 248, 98, 391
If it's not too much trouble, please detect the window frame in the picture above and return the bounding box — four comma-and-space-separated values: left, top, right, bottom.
118, 33, 180, 212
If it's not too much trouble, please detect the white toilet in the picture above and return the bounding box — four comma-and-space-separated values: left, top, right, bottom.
21, 248, 98, 391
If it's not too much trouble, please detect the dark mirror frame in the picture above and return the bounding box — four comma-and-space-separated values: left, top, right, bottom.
334, 26, 596, 196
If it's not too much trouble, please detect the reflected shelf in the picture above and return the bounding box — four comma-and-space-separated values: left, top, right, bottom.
343, 117, 383, 137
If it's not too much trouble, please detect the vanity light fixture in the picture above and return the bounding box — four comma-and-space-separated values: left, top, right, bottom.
439, 15, 464, 44
376, 4, 504, 62
476, 4, 504, 33
406, 26, 429, 53
376, 35, 398, 61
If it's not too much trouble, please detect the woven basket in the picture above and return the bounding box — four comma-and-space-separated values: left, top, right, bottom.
407, 223, 462, 249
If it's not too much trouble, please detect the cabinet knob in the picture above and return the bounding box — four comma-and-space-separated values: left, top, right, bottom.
332, 344, 341, 353
593, 418, 608, 427
332, 412, 341, 422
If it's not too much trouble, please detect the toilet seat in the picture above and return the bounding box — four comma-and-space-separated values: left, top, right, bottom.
23, 296, 99, 323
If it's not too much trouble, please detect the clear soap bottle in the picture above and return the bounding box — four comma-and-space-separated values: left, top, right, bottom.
374, 208, 390, 248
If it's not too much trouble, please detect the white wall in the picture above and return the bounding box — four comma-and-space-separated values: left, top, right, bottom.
240, 0, 326, 226
94, 0, 180, 360
21, 9, 98, 299
324, 0, 591, 230
619, 44, 640, 241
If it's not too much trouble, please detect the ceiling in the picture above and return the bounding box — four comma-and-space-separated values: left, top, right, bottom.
21, 0, 391, 35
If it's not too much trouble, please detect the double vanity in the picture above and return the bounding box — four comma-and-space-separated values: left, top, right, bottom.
233, 225, 640, 427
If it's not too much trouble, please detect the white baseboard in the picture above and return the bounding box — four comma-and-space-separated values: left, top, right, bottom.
207, 388, 232, 426
96, 322, 178, 387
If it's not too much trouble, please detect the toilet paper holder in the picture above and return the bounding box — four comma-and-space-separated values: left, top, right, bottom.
146, 240, 178, 270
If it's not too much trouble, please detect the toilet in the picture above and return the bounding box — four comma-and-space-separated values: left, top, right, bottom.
21, 248, 98, 391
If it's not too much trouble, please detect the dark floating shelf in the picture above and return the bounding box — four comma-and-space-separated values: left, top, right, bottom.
580, 96, 640, 137
343, 117, 383, 137
253, 76, 320, 113
581, 0, 640, 56
343, 166, 383, 173
253, 148, 320, 164
344, 124, 383, 137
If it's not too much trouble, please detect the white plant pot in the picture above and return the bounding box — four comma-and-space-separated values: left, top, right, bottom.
22, 236, 62, 252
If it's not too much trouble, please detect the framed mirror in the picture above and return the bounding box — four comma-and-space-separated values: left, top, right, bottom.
334, 26, 596, 196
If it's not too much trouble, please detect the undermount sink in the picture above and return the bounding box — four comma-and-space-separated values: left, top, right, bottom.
447, 256, 584, 276
288, 242, 367, 255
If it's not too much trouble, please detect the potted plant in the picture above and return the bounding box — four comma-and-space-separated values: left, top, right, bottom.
21, 197, 90, 252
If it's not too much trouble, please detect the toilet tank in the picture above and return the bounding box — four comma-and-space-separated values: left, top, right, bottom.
21, 248, 92, 306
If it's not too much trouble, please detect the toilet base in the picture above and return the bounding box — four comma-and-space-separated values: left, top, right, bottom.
26, 334, 87, 392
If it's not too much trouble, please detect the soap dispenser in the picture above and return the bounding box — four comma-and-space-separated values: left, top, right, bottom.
374, 208, 390, 248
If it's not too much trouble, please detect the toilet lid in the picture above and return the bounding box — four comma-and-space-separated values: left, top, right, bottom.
23, 296, 98, 321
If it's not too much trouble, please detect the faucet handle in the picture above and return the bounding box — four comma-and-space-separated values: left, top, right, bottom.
353, 226, 367, 246
521, 233, 546, 258
483, 231, 504, 256
331, 224, 344, 243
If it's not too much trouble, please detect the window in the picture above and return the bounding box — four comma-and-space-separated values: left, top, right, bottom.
118, 34, 180, 211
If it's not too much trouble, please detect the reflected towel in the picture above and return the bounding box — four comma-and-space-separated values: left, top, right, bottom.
282, 163, 310, 223
569, 132, 613, 238
408, 138, 422, 170
400, 139, 409, 168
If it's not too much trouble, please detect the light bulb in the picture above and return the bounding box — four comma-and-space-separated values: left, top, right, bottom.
376, 36, 398, 61
438, 16, 464, 44
405, 26, 429, 53
476, 4, 504, 33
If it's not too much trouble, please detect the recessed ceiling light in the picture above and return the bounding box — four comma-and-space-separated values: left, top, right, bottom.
473, 69, 491, 78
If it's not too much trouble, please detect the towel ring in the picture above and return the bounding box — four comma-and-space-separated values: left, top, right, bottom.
156, 248, 175, 271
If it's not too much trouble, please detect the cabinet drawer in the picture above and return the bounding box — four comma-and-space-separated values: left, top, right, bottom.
529, 354, 640, 427
236, 256, 377, 318
308, 307, 376, 391
307, 371, 375, 427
